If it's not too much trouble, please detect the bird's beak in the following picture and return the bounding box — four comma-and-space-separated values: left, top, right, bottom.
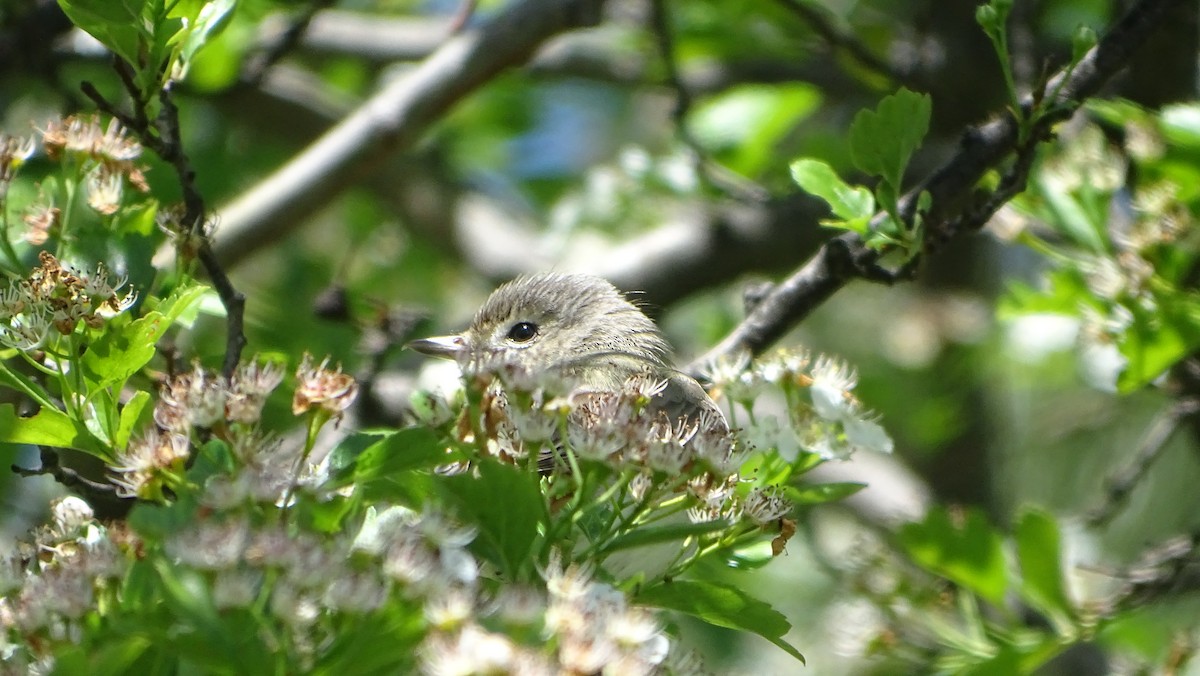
407, 334, 466, 359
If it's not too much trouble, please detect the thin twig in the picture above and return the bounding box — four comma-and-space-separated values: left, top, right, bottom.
1087, 398, 1200, 526
12, 448, 122, 502
1111, 530, 1200, 611
83, 64, 248, 378
241, 0, 336, 86
647, 0, 769, 203
775, 0, 913, 87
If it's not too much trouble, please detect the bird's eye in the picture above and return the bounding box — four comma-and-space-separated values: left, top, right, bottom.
506, 321, 539, 343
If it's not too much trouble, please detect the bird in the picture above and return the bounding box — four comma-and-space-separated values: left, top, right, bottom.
407, 273, 728, 462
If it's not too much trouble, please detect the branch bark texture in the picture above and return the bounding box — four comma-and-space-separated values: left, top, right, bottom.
211, 0, 607, 264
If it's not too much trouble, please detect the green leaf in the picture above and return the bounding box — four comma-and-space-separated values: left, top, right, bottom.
57, 0, 146, 66
150, 283, 212, 327
48, 636, 153, 675
998, 268, 1096, 319
789, 158, 874, 233
81, 283, 209, 392
604, 519, 730, 553
177, 0, 236, 66
327, 427, 450, 487
1160, 103, 1200, 149
899, 507, 1008, 606
0, 404, 107, 458
849, 88, 932, 209
787, 481, 866, 505
84, 388, 118, 447
437, 459, 547, 580
0, 357, 55, 408
116, 390, 152, 450
298, 495, 355, 534
1118, 293, 1200, 392
690, 84, 821, 177
1015, 508, 1075, 627
127, 494, 200, 541
1032, 170, 1108, 253
636, 580, 805, 663
80, 312, 167, 392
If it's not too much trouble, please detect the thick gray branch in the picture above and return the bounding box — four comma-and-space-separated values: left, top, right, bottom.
209, 0, 607, 265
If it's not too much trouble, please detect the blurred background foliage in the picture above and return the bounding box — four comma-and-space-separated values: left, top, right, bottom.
3, 0, 1200, 672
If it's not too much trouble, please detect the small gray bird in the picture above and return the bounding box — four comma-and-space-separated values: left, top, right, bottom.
408, 273, 727, 436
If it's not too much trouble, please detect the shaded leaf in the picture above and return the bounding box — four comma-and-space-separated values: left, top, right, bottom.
604, 519, 730, 553
637, 580, 805, 663
1016, 508, 1076, 624
849, 87, 931, 211
437, 459, 547, 580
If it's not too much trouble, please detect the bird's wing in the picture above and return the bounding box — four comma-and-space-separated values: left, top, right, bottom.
649, 372, 728, 433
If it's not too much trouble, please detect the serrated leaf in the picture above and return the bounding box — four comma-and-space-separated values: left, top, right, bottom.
849, 88, 931, 199
81, 284, 209, 391
899, 507, 1008, 606
789, 159, 874, 232
636, 580, 805, 663
80, 312, 167, 391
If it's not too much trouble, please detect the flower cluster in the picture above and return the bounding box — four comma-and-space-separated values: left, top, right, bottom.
292, 352, 359, 423
541, 560, 669, 675
0, 498, 124, 670
444, 362, 800, 570
414, 547, 678, 676
0, 251, 136, 350
39, 115, 148, 208
0, 133, 35, 200
707, 349, 894, 460
107, 354, 356, 504
11, 497, 684, 675
154, 360, 286, 432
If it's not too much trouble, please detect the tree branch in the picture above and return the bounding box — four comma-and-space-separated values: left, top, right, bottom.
1087, 398, 1200, 526
241, 0, 336, 86
686, 0, 1183, 376
208, 0, 608, 266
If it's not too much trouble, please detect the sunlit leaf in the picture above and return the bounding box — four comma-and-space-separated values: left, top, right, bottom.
0, 404, 107, 458
899, 507, 1008, 606
789, 158, 874, 234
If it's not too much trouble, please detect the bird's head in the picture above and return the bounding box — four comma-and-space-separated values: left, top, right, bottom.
409, 273, 670, 383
